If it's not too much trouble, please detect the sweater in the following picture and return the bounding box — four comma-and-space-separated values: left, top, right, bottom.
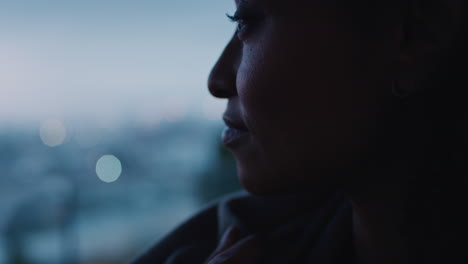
129, 191, 355, 264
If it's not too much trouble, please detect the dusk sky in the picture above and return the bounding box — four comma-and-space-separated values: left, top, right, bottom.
0, 0, 235, 125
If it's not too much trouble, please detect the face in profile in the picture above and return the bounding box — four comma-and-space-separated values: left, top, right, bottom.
208, 0, 402, 195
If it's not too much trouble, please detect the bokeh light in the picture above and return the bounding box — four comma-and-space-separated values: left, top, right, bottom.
1, 1, 237, 263
39, 119, 67, 147
95, 155, 122, 183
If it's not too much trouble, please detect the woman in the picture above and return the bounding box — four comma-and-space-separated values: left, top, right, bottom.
131, 0, 467, 263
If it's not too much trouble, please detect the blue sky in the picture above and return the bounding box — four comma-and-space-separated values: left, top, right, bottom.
0, 0, 235, 125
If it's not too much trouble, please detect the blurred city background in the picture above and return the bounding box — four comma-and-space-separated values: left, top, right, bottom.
0, 1, 242, 263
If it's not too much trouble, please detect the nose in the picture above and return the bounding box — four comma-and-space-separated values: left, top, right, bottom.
208, 34, 241, 99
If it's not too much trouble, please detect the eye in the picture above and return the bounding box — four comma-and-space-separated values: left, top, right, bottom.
226, 8, 260, 40
227, 12, 248, 33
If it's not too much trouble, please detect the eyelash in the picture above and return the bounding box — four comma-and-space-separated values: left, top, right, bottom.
226, 10, 256, 39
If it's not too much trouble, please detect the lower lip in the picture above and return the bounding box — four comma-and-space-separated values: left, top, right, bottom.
222, 127, 249, 147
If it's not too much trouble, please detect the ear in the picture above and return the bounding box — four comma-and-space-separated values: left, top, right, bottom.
394, 0, 464, 97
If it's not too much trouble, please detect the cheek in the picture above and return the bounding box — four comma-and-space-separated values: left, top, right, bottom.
236, 21, 387, 168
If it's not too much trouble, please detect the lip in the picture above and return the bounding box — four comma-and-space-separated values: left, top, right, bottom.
222, 116, 248, 131
222, 127, 249, 147
222, 115, 249, 147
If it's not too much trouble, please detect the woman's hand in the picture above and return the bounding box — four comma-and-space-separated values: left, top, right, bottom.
204, 225, 261, 264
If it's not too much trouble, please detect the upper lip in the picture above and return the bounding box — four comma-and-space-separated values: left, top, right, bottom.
223, 115, 248, 131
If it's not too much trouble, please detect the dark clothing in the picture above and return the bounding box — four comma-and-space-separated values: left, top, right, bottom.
130, 191, 355, 264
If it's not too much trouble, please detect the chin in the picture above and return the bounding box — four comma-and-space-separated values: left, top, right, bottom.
235, 161, 306, 196
235, 161, 278, 195
235, 157, 339, 197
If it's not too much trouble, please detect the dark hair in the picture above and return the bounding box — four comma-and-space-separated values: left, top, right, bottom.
399, 2, 467, 262
343, 1, 467, 262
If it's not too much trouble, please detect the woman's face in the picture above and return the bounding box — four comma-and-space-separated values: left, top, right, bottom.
208, 0, 402, 195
